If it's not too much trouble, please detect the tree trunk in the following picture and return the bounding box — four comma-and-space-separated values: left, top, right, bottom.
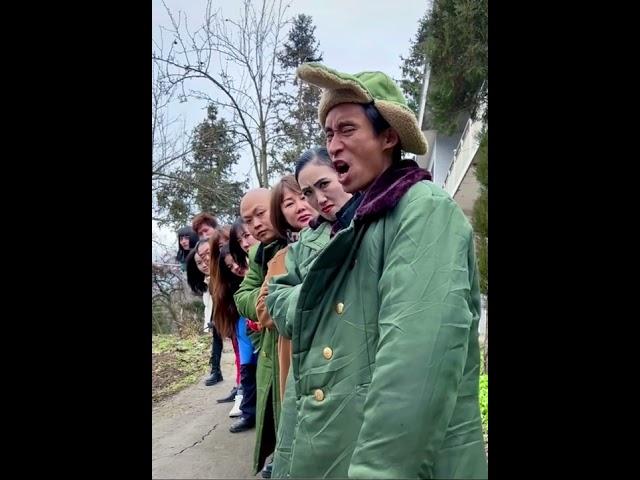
260, 124, 269, 187
297, 83, 303, 143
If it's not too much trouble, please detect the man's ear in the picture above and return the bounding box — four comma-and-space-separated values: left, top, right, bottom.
382, 128, 400, 151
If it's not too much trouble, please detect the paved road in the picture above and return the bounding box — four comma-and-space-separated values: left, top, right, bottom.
152, 341, 258, 479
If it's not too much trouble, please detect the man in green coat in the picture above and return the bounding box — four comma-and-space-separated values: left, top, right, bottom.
265, 63, 488, 479
233, 188, 287, 476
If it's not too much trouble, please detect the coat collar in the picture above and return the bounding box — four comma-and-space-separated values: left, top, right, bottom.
354, 159, 432, 225
254, 237, 287, 273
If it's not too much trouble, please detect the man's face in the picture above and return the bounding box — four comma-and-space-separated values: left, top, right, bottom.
324, 103, 396, 193
240, 191, 277, 244
179, 236, 191, 250
196, 223, 216, 240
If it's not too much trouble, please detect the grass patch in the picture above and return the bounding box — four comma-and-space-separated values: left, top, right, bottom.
479, 373, 488, 456
152, 334, 211, 402
479, 374, 488, 431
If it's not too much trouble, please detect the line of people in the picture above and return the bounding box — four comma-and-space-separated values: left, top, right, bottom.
173, 63, 487, 479
177, 214, 259, 419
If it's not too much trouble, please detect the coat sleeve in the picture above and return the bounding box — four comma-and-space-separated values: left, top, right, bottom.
265, 242, 304, 339
256, 247, 289, 330
348, 191, 479, 479
233, 245, 263, 323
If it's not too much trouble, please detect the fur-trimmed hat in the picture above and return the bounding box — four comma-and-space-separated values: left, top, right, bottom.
297, 62, 428, 155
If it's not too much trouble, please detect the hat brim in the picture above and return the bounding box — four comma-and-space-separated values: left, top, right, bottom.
298, 63, 428, 155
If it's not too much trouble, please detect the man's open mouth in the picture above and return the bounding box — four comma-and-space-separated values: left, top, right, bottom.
333, 160, 350, 174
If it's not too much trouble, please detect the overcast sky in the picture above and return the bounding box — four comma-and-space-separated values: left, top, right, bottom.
152, 0, 429, 257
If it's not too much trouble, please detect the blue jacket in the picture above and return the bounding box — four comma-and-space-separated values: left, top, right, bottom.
236, 317, 257, 365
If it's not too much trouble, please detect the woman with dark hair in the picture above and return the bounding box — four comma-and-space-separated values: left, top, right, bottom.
263, 149, 353, 397
176, 226, 199, 271
211, 244, 258, 431
186, 234, 225, 387
227, 218, 262, 341
229, 217, 258, 270
205, 231, 245, 406
295, 147, 354, 229
261, 147, 353, 478
269, 175, 315, 243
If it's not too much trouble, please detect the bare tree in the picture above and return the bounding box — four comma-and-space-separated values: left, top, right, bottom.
152, 61, 194, 223
152, 0, 290, 188
152, 261, 183, 328
152, 251, 203, 335
151, 230, 202, 336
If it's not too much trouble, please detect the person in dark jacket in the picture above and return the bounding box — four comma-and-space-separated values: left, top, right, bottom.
175, 226, 199, 271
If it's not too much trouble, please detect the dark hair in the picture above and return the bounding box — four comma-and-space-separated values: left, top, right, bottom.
176, 226, 199, 263
191, 212, 218, 234
211, 244, 242, 339
229, 217, 249, 270
185, 240, 207, 295
270, 175, 305, 239
361, 103, 402, 162
294, 147, 333, 182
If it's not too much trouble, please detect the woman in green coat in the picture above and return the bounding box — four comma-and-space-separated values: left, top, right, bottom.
265, 147, 354, 478
265, 63, 488, 479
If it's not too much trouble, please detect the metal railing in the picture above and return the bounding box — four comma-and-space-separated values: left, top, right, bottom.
443, 101, 486, 197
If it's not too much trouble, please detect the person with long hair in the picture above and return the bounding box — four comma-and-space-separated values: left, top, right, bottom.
229, 217, 258, 270
211, 243, 258, 433
186, 232, 225, 387
205, 230, 243, 407
228, 218, 261, 336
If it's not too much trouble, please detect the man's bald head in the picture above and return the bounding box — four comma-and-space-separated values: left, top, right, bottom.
241, 188, 271, 210
240, 188, 277, 244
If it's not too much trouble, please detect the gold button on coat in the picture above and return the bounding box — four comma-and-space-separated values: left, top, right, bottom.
314, 389, 325, 401
335, 302, 344, 314
323, 347, 333, 360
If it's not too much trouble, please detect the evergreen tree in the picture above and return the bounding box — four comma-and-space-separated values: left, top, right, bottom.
272, 14, 324, 176
156, 105, 246, 227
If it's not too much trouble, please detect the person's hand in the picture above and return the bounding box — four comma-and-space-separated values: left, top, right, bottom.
257, 248, 287, 331
257, 281, 275, 330
246, 319, 262, 332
